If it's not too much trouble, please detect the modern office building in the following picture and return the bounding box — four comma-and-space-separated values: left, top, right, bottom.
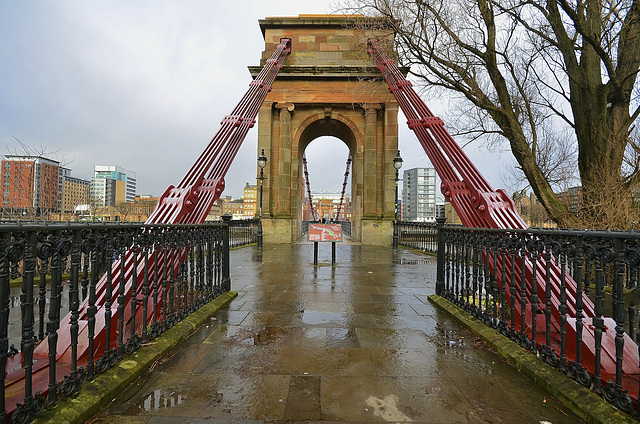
1, 155, 61, 215
91, 165, 137, 207
402, 167, 437, 221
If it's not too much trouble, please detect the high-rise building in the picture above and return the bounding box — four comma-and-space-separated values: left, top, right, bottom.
402, 167, 437, 222
91, 165, 137, 207
1, 155, 61, 215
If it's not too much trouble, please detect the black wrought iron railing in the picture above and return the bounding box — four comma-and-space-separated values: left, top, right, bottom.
0, 221, 231, 423
396, 221, 438, 252
409, 220, 640, 418
341, 221, 351, 237
226, 218, 259, 247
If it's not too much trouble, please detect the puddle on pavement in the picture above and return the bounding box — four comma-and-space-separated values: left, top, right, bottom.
302, 310, 347, 326
136, 389, 186, 412
248, 326, 288, 346
327, 328, 359, 347
427, 326, 494, 352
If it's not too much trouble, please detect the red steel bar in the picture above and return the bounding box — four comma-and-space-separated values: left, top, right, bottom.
6, 39, 292, 422
367, 38, 638, 383
148, 37, 292, 225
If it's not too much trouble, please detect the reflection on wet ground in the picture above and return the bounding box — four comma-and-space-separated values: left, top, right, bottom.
92, 243, 584, 423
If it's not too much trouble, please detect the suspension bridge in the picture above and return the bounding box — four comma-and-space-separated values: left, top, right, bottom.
2, 14, 639, 424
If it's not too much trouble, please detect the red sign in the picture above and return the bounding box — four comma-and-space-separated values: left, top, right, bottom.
308, 224, 343, 242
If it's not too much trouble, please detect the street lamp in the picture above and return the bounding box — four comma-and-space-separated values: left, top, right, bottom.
257, 149, 267, 250
392, 150, 403, 250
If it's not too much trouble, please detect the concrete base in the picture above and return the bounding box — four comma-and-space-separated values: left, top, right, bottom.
428, 294, 632, 424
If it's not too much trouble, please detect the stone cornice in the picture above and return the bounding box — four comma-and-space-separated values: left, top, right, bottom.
248, 65, 409, 80
257, 15, 392, 37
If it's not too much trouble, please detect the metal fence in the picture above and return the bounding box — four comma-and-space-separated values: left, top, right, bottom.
0, 221, 231, 423
227, 218, 259, 247
341, 221, 351, 237
396, 221, 438, 253
416, 220, 640, 417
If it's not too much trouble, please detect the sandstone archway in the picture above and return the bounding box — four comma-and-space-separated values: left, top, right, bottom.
250, 15, 399, 244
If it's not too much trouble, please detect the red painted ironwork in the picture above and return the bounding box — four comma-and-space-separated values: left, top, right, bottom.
334, 153, 352, 221
367, 38, 638, 388
302, 154, 317, 221
147, 37, 292, 225
6, 38, 292, 421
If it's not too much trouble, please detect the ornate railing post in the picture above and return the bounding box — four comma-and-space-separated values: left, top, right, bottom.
87, 229, 103, 379
0, 232, 13, 423
435, 216, 447, 296
66, 228, 83, 396
221, 215, 231, 292
17, 229, 41, 421
126, 230, 141, 354
603, 237, 633, 412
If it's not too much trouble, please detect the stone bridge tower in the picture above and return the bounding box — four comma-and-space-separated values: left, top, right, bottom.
249, 15, 399, 244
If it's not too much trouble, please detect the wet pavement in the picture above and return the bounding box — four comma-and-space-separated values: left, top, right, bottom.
91, 241, 584, 423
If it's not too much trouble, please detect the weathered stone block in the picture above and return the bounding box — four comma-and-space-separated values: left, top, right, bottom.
263, 218, 293, 244
319, 43, 340, 52
360, 219, 393, 246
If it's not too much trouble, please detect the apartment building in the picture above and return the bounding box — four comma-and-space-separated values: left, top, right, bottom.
91, 165, 137, 207
402, 167, 437, 222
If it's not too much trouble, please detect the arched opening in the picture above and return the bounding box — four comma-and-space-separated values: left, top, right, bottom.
295, 117, 358, 240
302, 136, 352, 222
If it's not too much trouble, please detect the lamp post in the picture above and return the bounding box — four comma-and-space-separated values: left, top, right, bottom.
392, 150, 403, 250
257, 149, 267, 250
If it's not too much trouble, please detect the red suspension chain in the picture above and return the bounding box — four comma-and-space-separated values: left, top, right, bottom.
334, 153, 352, 221
303, 153, 316, 221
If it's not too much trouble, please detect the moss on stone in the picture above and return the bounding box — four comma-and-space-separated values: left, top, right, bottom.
32, 291, 238, 424
428, 294, 636, 424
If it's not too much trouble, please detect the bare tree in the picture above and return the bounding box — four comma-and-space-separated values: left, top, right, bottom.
339, 0, 640, 229
503, 126, 580, 193
1, 138, 71, 220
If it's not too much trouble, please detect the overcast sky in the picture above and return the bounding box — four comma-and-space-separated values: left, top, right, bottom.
0, 1, 518, 199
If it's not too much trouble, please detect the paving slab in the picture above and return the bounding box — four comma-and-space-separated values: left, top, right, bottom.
91, 243, 584, 423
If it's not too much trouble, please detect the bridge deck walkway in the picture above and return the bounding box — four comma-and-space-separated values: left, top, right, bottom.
91, 243, 582, 423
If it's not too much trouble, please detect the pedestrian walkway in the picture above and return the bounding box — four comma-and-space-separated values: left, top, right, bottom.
91, 243, 583, 423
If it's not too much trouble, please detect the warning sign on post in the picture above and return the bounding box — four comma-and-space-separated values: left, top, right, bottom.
307, 224, 343, 242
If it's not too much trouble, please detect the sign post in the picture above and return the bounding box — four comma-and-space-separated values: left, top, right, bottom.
307, 223, 342, 266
